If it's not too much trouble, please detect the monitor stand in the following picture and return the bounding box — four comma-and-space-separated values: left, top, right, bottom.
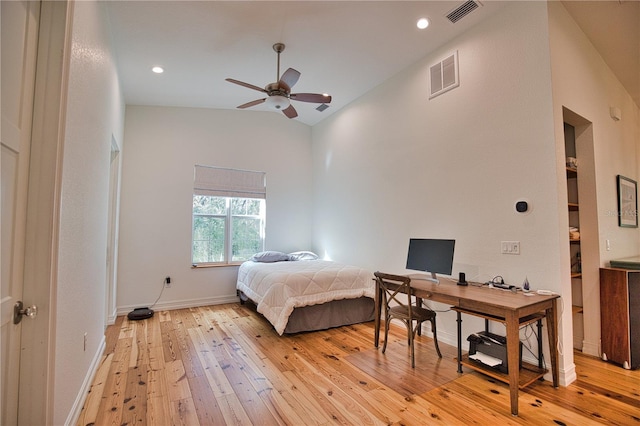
408, 272, 439, 284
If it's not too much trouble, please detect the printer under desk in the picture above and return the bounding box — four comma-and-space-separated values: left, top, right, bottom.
467, 331, 522, 374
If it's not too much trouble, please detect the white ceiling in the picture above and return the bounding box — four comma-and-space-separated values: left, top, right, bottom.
105, 1, 639, 126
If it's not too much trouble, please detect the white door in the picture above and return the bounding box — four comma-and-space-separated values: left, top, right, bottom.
1, 1, 41, 424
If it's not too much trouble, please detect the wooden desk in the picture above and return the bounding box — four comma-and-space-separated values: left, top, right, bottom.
373, 276, 559, 416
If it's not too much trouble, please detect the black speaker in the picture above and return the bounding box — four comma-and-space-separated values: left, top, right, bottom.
457, 272, 468, 286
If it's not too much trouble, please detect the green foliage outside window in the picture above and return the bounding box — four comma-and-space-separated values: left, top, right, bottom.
192, 195, 264, 264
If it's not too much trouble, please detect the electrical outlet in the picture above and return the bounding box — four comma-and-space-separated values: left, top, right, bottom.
165, 276, 171, 287
501, 241, 520, 255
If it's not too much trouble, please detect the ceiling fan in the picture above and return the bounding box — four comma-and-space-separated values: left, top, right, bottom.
226, 43, 332, 119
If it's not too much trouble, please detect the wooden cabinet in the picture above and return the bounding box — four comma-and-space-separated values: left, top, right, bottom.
599, 268, 640, 370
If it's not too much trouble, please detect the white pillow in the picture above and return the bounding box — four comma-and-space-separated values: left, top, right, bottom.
250, 251, 291, 263
288, 251, 319, 261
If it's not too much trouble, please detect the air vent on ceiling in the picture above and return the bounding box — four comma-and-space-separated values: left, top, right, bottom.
446, 0, 482, 24
429, 51, 459, 99
316, 103, 330, 112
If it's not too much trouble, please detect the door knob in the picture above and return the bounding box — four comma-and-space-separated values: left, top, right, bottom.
13, 301, 38, 324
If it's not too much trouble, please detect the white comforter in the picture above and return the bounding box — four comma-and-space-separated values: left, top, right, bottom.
236, 260, 374, 335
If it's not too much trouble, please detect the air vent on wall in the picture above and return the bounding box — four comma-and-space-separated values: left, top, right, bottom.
446, 0, 482, 24
429, 51, 459, 99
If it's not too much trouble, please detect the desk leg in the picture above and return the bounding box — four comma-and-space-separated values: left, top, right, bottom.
374, 282, 381, 348
506, 311, 520, 416
546, 299, 559, 387
536, 319, 543, 371
416, 297, 423, 336
456, 311, 463, 373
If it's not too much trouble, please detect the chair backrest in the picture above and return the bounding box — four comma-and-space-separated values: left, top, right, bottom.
374, 271, 414, 315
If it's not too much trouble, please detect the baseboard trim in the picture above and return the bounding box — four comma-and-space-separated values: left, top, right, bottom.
106, 307, 118, 325
116, 294, 240, 317
581, 340, 600, 358
559, 361, 577, 386
65, 335, 106, 426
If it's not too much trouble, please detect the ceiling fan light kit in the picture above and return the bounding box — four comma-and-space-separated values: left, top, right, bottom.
265, 95, 290, 110
226, 43, 331, 119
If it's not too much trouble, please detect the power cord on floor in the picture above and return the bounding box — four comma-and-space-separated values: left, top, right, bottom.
149, 277, 167, 309
126, 278, 166, 321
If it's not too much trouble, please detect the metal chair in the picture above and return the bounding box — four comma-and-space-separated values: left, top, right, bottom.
374, 271, 442, 367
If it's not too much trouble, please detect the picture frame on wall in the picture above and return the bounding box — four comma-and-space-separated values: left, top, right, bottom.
617, 175, 638, 228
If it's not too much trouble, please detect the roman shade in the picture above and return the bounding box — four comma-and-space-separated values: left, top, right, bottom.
194, 165, 266, 199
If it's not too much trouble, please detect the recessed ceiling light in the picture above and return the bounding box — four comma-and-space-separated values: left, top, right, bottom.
417, 18, 430, 29
152, 66, 164, 74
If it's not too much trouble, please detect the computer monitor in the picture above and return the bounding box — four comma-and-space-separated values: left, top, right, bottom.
406, 238, 455, 284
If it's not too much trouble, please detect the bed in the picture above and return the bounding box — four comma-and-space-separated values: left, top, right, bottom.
236, 251, 375, 335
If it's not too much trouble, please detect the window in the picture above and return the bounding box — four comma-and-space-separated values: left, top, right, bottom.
192, 166, 266, 265
192, 196, 265, 264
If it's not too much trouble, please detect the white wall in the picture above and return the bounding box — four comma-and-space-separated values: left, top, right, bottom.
55, 1, 125, 424
116, 106, 313, 311
548, 2, 640, 357
311, 2, 571, 381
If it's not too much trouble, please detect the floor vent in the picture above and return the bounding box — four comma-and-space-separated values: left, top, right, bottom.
429, 51, 459, 99
446, 0, 482, 24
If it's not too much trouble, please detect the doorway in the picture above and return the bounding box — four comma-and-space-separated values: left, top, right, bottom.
106, 136, 121, 325
562, 106, 601, 357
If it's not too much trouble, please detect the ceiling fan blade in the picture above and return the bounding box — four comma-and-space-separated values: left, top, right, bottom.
282, 104, 298, 119
226, 78, 267, 93
279, 68, 301, 90
237, 98, 266, 109
290, 93, 332, 104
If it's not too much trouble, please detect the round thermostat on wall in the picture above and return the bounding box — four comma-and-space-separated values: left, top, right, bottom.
515, 200, 530, 213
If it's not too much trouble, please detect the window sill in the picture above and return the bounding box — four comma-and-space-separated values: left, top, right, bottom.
191, 262, 243, 269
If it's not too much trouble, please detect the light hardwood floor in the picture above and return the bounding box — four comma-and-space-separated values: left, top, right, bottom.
78, 303, 640, 425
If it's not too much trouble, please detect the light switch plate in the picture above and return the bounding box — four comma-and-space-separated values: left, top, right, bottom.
501, 241, 520, 255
